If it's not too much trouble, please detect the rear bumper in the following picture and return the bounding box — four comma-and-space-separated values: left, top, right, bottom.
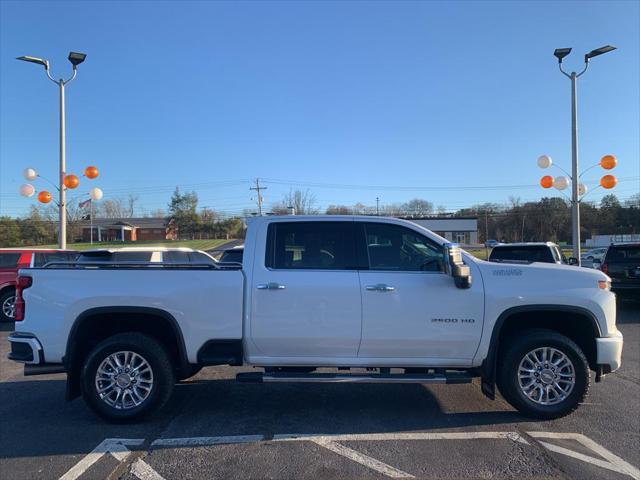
596, 331, 624, 373
7, 332, 43, 364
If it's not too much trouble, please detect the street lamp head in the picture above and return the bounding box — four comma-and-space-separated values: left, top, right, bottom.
16, 55, 49, 69
585, 45, 616, 62
68, 51, 87, 67
553, 48, 572, 63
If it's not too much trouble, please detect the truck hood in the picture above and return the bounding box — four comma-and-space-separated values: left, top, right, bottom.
473, 257, 610, 291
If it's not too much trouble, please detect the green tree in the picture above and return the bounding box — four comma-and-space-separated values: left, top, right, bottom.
0, 217, 21, 247
19, 206, 52, 245
168, 188, 200, 239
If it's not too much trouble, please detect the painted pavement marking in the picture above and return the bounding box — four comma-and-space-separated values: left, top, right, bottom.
528, 432, 640, 480
58, 431, 639, 480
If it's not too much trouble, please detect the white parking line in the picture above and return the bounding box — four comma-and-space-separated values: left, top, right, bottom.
151, 434, 264, 448
274, 431, 530, 444
59, 438, 145, 480
311, 437, 414, 478
130, 458, 167, 480
528, 432, 640, 480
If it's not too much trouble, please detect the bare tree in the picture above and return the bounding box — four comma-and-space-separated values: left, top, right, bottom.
272, 189, 319, 215
126, 194, 139, 217
401, 198, 434, 217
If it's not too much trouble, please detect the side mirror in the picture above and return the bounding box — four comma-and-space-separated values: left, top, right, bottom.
445, 244, 472, 289
568, 257, 579, 266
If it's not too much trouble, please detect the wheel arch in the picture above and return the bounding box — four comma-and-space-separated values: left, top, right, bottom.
480, 305, 601, 399
64, 306, 189, 400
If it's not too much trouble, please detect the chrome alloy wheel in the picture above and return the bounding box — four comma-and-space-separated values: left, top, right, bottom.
2, 295, 15, 319
95, 351, 154, 410
517, 347, 575, 406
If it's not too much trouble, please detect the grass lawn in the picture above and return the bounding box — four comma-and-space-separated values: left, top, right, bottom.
27, 238, 234, 251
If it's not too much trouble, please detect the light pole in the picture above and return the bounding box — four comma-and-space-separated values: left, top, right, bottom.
552, 45, 616, 262
17, 52, 87, 249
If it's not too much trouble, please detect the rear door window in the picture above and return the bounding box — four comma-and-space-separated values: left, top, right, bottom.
266, 222, 357, 270
0, 253, 21, 268
164, 251, 190, 264
490, 246, 554, 263
111, 252, 154, 262
33, 252, 79, 267
607, 245, 640, 263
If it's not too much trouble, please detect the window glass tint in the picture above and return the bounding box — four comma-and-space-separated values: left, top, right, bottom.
34, 252, 79, 267
0, 253, 21, 268
607, 245, 640, 262
364, 223, 444, 272
111, 251, 153, 262
189, 252, 217, 265
220, 250, 243, 263
490, 246, 554, 263
269, 222, 356, 270
164, 251, 190, 264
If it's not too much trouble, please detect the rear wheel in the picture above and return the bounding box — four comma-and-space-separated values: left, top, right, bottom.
0, 289, 15, 322
80, 333, 175, 422
497, 329, 589, 419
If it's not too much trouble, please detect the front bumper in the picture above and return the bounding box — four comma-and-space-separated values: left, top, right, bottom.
7, 332, 43, 364
596, 331, 624, 373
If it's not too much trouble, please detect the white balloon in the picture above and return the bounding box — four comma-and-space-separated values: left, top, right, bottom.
23, 168, 37, 181
578, 183, 588, 196
553, 176, 569, 190
89, 187, 103, 201
20, 184, 35, 197
537, 155, 553, 169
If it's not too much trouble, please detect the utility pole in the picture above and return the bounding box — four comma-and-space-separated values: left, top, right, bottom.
376, 197, 380, 216
250, 178, 267, 216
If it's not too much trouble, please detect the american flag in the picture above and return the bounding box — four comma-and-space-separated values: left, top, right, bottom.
79, 198, 91, 209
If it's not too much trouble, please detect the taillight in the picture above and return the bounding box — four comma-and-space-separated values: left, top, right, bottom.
601, 263, 608, 275
14, 276, 32, 321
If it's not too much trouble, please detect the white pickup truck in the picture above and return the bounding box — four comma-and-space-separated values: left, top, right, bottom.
8, 216, 623, 422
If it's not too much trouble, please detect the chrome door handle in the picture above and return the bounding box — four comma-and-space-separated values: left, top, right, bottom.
257, 282, 286, 290
365, 284, 395, 292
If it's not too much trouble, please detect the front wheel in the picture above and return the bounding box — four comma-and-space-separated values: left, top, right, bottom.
80, 333, 175, 422
497, 329, 589, 419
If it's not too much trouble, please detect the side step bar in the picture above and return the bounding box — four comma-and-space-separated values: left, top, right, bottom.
236, 371, 472, 384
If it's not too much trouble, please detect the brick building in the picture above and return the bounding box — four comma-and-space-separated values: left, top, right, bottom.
78, 217, 177, 243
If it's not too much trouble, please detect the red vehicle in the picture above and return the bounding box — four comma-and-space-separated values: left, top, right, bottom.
0, 249, 78, 322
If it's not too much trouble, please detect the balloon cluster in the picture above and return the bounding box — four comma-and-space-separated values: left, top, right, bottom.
20, 165, 103, 204
538, 154, 618, 196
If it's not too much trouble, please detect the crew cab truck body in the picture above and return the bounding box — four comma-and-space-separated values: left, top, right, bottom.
8, 216, 623, 422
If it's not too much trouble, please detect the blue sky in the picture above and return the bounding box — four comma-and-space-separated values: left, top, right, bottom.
1, 0, 638, 217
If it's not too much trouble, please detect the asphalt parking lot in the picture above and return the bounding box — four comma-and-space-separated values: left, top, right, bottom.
0, 300, 638, 480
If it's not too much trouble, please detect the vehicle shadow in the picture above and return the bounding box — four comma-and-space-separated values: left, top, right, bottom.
0, 322, 14, 332
0, 376, 529, 460
616, 299, 640, 324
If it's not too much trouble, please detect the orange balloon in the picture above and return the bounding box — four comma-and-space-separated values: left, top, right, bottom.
600, 174, 617, 189
600, 155, 617, 170
84, 166, 99, 179
63, 174, 79, 189
540, 175, 553, 188
37, 191, 52, 204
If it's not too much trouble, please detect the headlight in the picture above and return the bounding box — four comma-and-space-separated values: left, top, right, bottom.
598, 280, 611, 291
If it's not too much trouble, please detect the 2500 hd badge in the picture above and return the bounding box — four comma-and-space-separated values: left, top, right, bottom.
431, 318, 475, 324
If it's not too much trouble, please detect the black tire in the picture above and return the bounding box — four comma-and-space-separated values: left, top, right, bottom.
80, 333, 175, 422
0, 289, 16, 322
497, 329, 589, 419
